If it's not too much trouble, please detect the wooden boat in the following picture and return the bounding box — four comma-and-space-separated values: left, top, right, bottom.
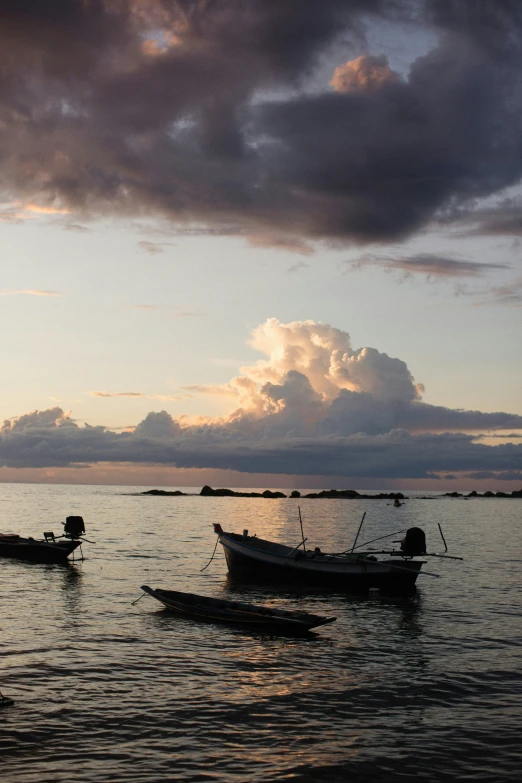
0, 534, 81, 563
213, 517, 461, 592
0, 516, 87, 564
139, 585, 336, 631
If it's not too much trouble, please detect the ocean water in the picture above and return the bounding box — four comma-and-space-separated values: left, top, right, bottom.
1, 483, 521, 782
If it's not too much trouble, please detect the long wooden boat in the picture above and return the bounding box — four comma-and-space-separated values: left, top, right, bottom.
0, 533, 81, 564
140, 585, 336, 631
212, 521, 460, 592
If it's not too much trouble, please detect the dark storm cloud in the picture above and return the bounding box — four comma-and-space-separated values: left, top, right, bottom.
467, 471, 522, 481
2, 1, 522, 243
450, 199, 522, 236
1, 405, 521, 479
424, 0, 522, 62
0, 0, 127, 75
319, 392, 522, 436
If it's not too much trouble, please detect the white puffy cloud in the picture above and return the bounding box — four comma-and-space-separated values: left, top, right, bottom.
1, 407, 76, 434
240, 318, 423, 402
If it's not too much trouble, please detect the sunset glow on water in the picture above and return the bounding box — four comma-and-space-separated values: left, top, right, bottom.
1, 484, 521, 782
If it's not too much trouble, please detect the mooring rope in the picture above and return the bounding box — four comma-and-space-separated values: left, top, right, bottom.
200, 536, 220, 572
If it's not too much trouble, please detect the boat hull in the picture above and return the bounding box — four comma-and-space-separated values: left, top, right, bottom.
141, 586, 335, 631
0, 538, 81, 564
219, 533, 423, 592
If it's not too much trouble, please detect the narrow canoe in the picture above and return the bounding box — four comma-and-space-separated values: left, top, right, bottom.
140, 585, 336, 631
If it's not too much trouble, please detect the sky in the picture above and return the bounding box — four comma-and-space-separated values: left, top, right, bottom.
0, 0, 521, 490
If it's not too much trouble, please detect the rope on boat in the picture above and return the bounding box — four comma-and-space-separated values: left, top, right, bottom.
200, 535, 220, 572
350, 528, 407, 551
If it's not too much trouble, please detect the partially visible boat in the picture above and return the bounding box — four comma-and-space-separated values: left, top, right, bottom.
0, 692, 15, 708
139, 585, 336, 631
0, 516, 87, 564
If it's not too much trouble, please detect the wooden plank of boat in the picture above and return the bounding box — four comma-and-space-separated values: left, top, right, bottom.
140, 585, 336, 631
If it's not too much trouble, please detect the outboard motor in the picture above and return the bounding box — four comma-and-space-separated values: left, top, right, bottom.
400, 527, 426, 556
63, 516, 85, 539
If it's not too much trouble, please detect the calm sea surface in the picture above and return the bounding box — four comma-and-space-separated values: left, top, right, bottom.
1, 483, 521, 782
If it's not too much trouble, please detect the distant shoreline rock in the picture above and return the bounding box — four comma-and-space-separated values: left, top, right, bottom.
136, 486, 522, 499
140, 489, 188, 496
137, 485, 408, 499
200, 485, 286, 498
443, 490, 522, 498
302, 489, 407, 500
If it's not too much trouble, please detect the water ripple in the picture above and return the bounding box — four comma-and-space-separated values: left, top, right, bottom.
1, 486, 521, 782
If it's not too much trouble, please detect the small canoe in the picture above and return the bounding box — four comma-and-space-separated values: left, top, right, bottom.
140, 585, 336, 631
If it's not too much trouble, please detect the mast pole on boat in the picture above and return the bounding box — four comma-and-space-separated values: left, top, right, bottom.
298, 506, 307, 554
438, 523, 448, 552
350, 512, 366, 553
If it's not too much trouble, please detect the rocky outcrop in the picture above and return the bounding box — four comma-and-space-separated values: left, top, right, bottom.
303, 489, 407, 500
138, 486, 522, 500
200, 485, 286, 498
140, 489, 187, 496
443, 489, 522, 498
